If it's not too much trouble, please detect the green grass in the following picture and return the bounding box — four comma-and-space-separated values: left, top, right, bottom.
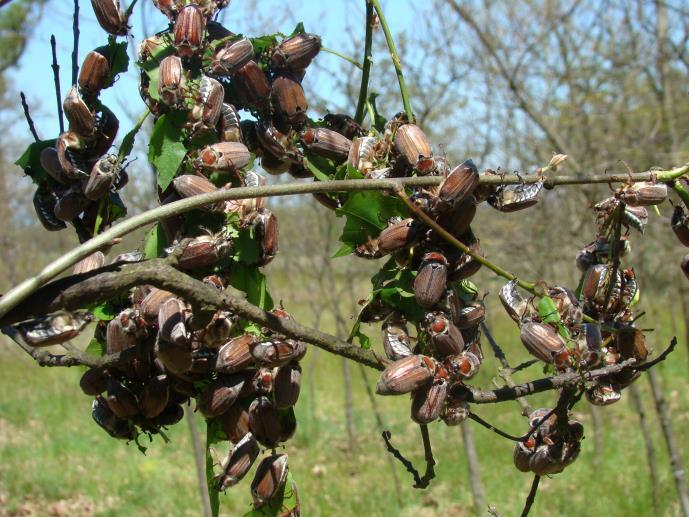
1, 302, 688, 516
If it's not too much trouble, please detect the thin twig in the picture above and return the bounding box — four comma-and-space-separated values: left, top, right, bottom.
382, 429, 435, 489
19, 92, 40, 141
520, 475, 541, 517
354, 0, 374, 124
50, 35, 64, 133
320, 46, 362, 69
417, 424, 436, 488
72, 0, 80, 86
468, 412, 525, 441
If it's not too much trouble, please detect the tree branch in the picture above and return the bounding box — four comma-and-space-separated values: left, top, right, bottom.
520, 475, 541, 517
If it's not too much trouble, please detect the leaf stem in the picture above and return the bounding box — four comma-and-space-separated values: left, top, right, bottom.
370, 0, 413, 121
321, 46, 363, 69
205, 423, 220, 517
355, 0, 374, 124
671, 181, 689, 211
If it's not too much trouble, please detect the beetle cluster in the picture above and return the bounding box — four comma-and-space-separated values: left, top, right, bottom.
32, 47, 125, 240
513, 409, 583, 476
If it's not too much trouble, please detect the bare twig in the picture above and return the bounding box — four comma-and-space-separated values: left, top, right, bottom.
19, 92, 40, 142
354, 0, 374, 124
520, 475, 541, 517
381, 426, 435, 489
50, 35, 64, 134
71, 0, 79, 86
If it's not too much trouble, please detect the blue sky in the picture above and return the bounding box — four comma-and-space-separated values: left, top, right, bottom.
9, 0, 418, 141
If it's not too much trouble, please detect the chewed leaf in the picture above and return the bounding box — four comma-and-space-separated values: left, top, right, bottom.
336, 191, 408, 248
15, 139, 57, 184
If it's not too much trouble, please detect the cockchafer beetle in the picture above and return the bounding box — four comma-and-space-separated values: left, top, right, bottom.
220, 404, 250, 444
198, 374, 245, 418
249, 397, 283, 447
324, 113, 365, 139
444, 351, 481, 380
251, 454, 289, 507
261, 152, 290, 175
111, 251, 146, 264
394, 123, 434, 173
218, 103, 241, 142
197, 141, 251, 173
152, 0, 180, 20
172, 174, 223, 212
436, 197, 476, 239
441, 396, 470, 426
620, 181, 668, 206
158, 298, 189, 346
83, 154, 117, 200
140, 288, 175, 321
90, 0, 128, 36
436, 159, 480, 210
274, 362, 302, 409
138, 375, 170, 419
448, 241, 483, 282
301, 127, 352, 163
585, 382, 621, 406
233, 60, 272, 109
255, 122, 293, 162
270, 32, 321, 70
376, 354, 436, 395
241, 170, 267, 212
80, 368, 109, 396
382, 313, 413, 361
609, 368, 641, 389
573, 323, 603, 367
488, 178, 544, 212
105, 377, 139, 419
173, 4, 206, 58
528, 445, 566, 476
54, 187, 91, 222
216, 334, 256, 373
377, 217, 421, 254
91, 395, 133, 439
519, 322, 567, 364
210, 37, 254, 76
347, 136, 377, 175
594, 197, 648, 233
614, 325, 648, 361
271, 72, 308, 129
547, 286, 582, 328
206, 18, 234, 40
215, 433, 260, 490
170, 234, 232, 270
246, 208, 279, 266
79, 50, 110, 98
158, 55, 186, 107
92, 105, 119, 157
56, 131, 90, 179
672, 205, 689, 247
582, 264, 624, 312
514, 441, 535, 473
39, 146, 69, 185
414, 251, 449, 308
16, 311, 91, 347
454, 301, 486, 330
188, 76, 224, 134
426, 311, 464, 358
33, 188, 67, 231
411, 377, 448, 424
73, 251, 105, 275
250, 339, 306, 367
239, 368, 274, 398
199, 310, 234, 348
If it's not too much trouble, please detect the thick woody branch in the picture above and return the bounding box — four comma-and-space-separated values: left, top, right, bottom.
1, 259, 385, 371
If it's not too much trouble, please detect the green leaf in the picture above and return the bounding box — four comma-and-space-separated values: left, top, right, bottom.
234, 228, 260, 265
144, 223, 168, 260
250, 34, 279, 56
85, 338, 106, 357
332, 242, 354, 258
336, 191, 408, 247
14, 139, 57, 184
348, 321, 371, 349
243, 471, 299, 517
118, 110, 150, 162
288, 22, 306, 37
303, 154, 336, 181
456, 280, 479, 303
537, 296, 570, 339
148, 112, 188, 191
205, 416, 226, 445
230, 263, 274, 310
367, 92, 387, 132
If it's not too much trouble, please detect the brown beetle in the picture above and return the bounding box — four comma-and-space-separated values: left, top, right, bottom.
233, 61, 272, 109
91, 396, 133, 439
274, 362, 302, 409
56, 131, 89, 179
615, 326, 648, 361
271, 72, 308, 129
394, 124, 434, 172
271, 33, 321, 70
215, 433, 260, 490
411, 378, 448, 424
376, 355, 436, 395
448, 241, 483, 281
33, 189, 67, 231
250, 339, 305, 367
80, 368, 109, 396
378, 218, 420, 253
621, 181, 668, 206
39, 146, 69, 185
54, 187, 90, 222
437, 198, 476, 239
139, 374, 170, 419
426, 311, 464, 357
520, 322, 566, 364
93, 105, 120, 156
172, 235, 231, 270
672, 206, 689, 247
73, 251, 105, 274
210, 37, 254, 76
17, 312, 91, 347
198, 375, 245, 418
83, 155, 117, 200
90, 0, 128, 36
173, 175, 223, 212
218, 103, 241, 143
105, 378, 139, 420
158, 298, 189, 346
382, 314, 413, 361
489, 180, 543, 212
158, 55, 186, 107
106, 309, 142, 353
79, 50, 110, 97
174, 4, 206, 58
513, 441, 535, 473
140, 288, 175, 321
444, 351, 481, 380
414, 251, 448, 308
454, 301, 486, 330
219, 404, 251, 444
250, 454, 289, 507
441, 397, 470, 426
248, 397, 283, 447
247, 208, 279, 266
197, 141, 251, 173
301, 127, 352, 163
347, 136, 377, 175
189, 76, 224, 133
586, 382, 621, 406
437, 160, 480, 209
